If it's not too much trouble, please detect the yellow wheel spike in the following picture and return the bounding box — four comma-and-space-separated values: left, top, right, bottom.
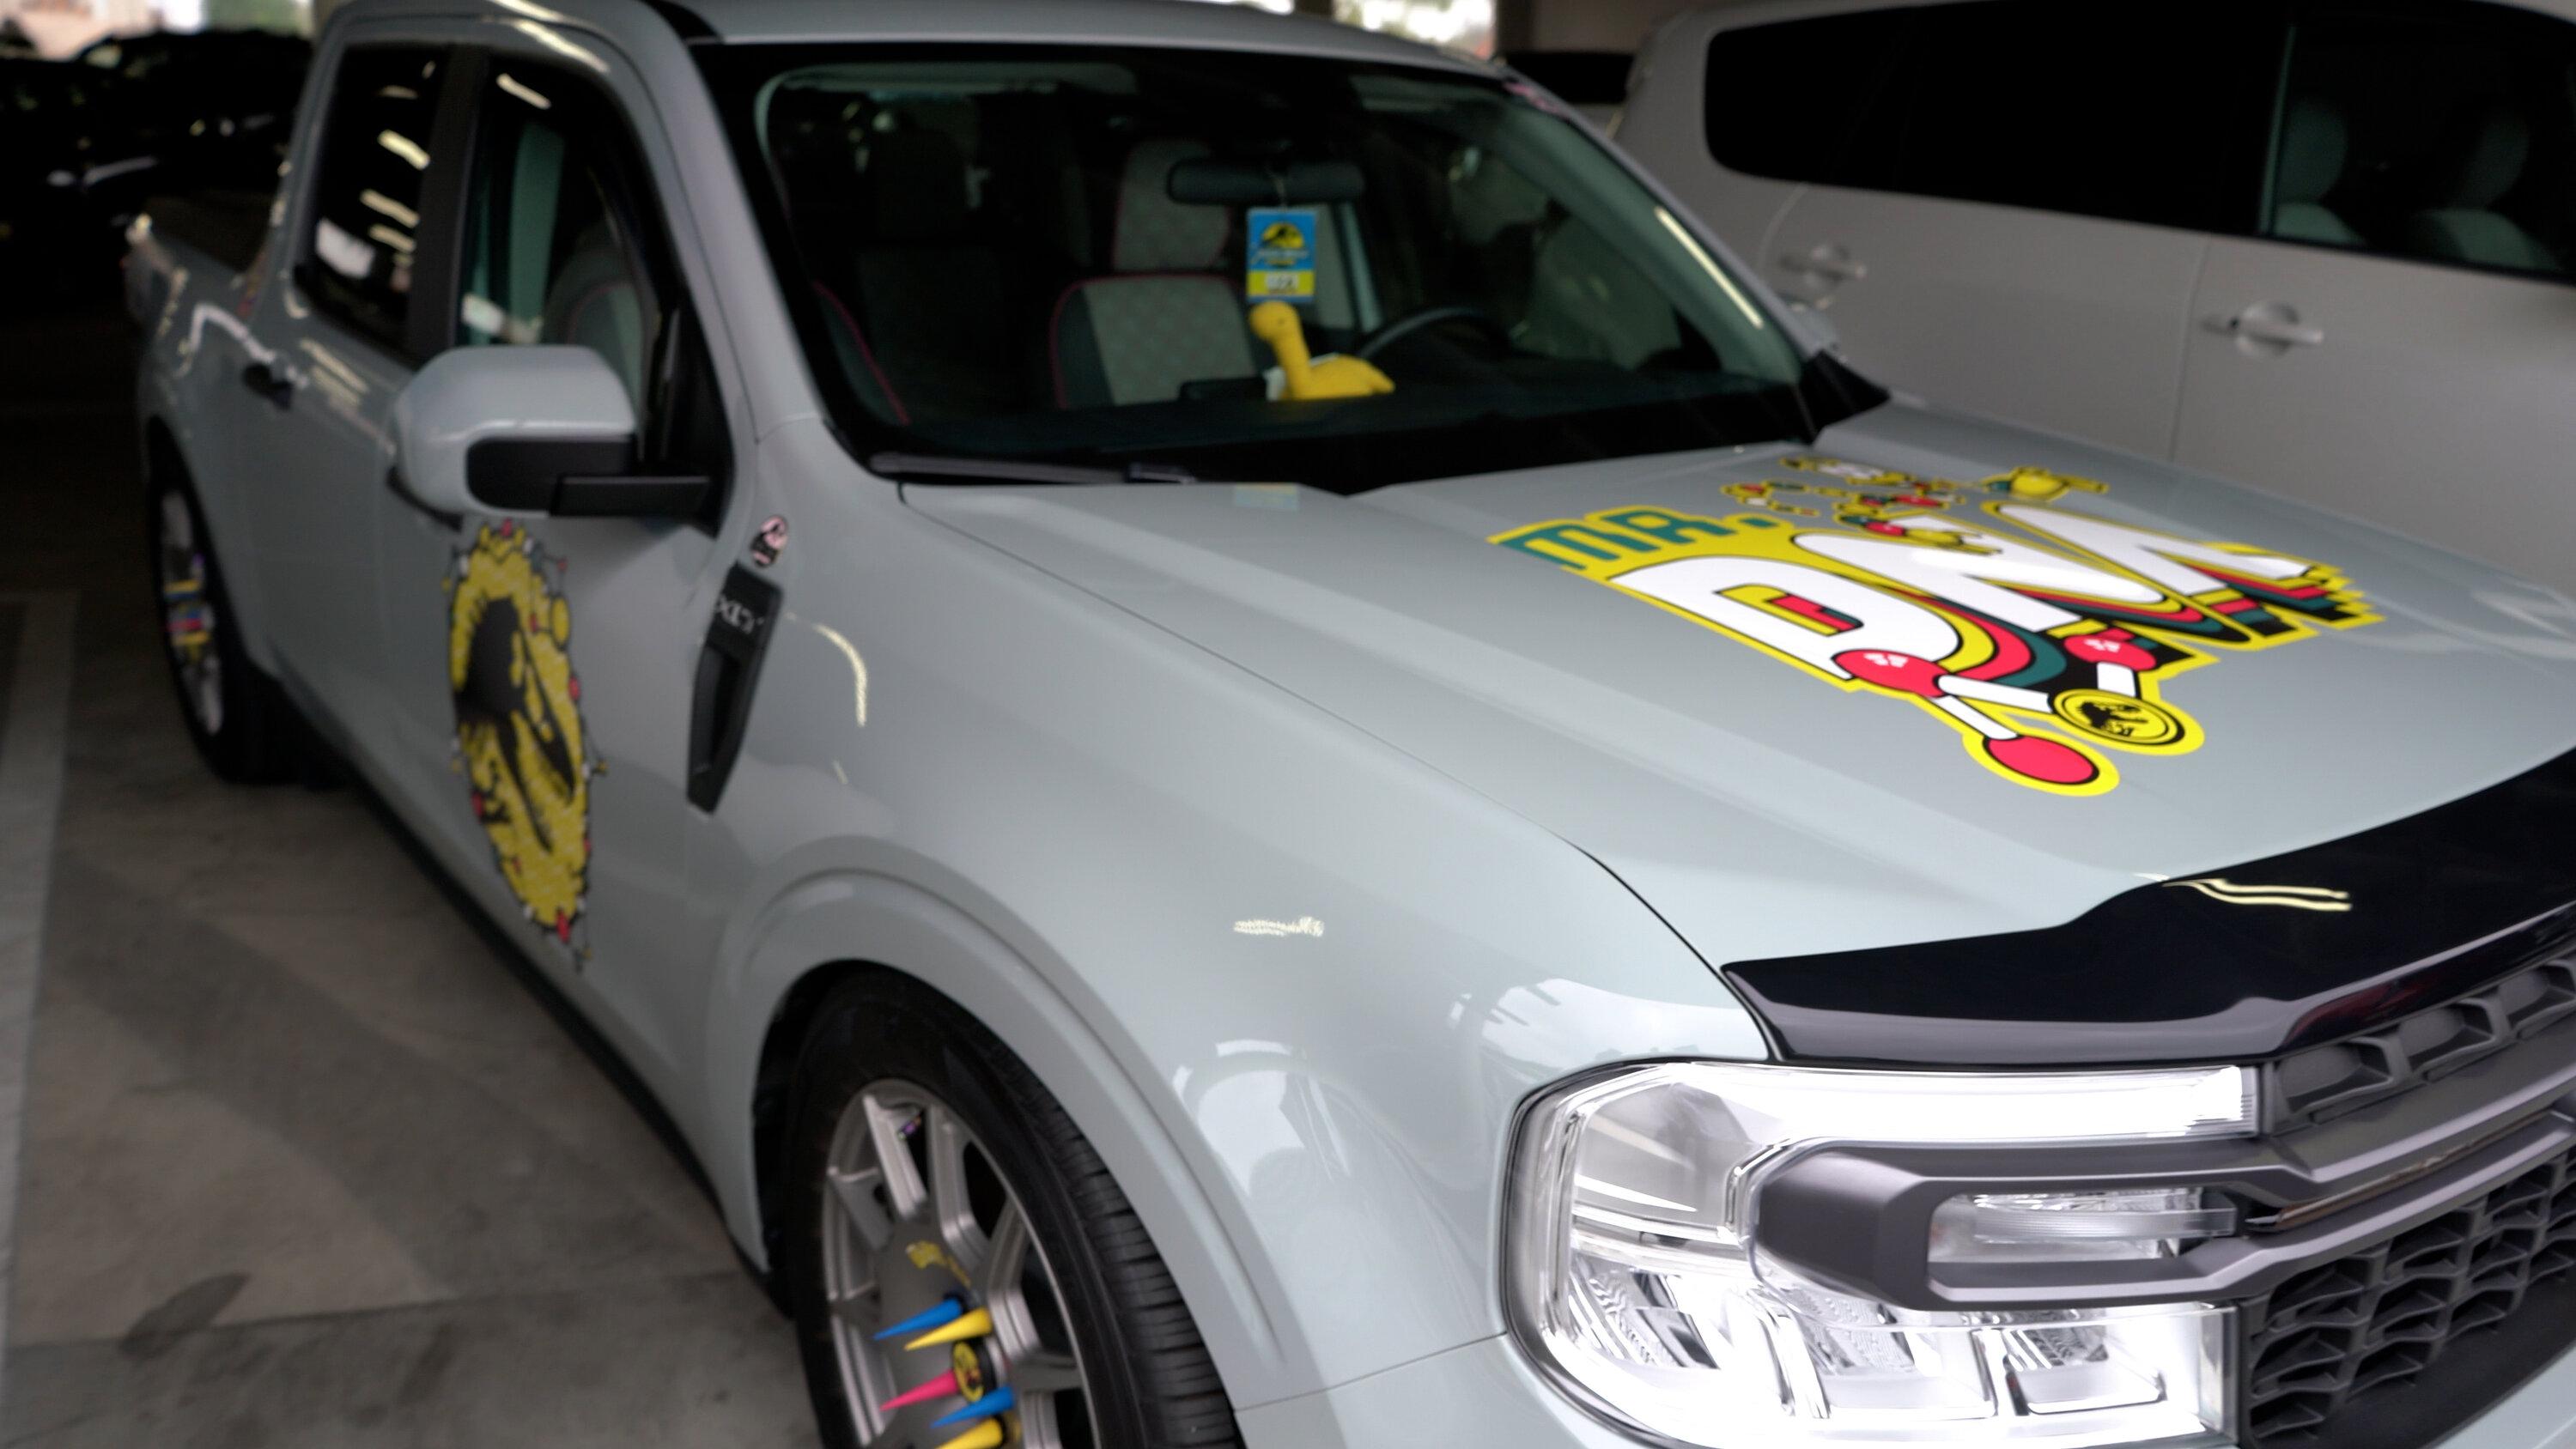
931, 1420, 1005, 1449
905, 1307, 994, 1350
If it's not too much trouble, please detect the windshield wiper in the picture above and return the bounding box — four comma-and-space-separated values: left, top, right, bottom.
869, 452, 1200, 487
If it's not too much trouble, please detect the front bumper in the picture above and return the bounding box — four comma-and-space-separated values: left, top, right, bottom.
1236, 1330, 2576, 1449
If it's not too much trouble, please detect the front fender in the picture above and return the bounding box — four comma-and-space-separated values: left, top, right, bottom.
682, 427, 1771, 1409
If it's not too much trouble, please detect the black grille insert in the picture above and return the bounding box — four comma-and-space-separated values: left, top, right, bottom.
2239, 1143, 2576, 1446
2265, 954, 2576, 1131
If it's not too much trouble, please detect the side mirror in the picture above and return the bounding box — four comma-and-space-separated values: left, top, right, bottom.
390, 345, 708, 519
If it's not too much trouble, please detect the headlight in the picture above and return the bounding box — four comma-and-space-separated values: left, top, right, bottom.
1506, 1063, 2257, 1446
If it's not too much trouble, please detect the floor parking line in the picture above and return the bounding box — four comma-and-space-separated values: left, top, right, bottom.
0, 592, 77, 1416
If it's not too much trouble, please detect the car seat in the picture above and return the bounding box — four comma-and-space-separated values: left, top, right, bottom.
2402, 104, 2558, 272
850, 125, 1015, 416
543, 221, 654, 405
2270, 97, 2365, 247
1048, 139, 1259, 408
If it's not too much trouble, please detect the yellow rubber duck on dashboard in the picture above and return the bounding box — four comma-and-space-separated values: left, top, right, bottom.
1249, 300, 1394, 401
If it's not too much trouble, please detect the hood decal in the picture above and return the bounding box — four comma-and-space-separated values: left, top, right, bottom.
1491, 457, 2377, 796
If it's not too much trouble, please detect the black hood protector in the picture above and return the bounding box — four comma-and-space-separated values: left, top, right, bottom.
1726, 748, 2576, 1067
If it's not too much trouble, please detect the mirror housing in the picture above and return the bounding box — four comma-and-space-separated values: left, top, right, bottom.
391, 345, 708, 519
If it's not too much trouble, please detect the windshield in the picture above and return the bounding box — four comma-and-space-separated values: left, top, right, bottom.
708, 44, 1882, 489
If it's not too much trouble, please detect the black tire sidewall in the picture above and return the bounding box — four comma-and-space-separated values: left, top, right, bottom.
781, 976, 1167, 1449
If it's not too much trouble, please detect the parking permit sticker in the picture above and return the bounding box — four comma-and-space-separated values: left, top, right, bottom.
1246, 208, 1318, 302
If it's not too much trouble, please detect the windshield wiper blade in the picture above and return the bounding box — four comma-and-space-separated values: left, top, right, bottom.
869, 452, 1200, 487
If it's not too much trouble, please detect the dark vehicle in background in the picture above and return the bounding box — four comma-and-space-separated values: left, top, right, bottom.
78, 29, 310, 192
0, 57, 149, 295
2, 29, 307, 304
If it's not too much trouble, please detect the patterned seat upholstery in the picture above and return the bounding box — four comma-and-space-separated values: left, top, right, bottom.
1049, 140, 1258, 408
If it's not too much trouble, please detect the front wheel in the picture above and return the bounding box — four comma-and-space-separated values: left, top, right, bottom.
781, 975, 1242, 1449
151, 475, 295, 782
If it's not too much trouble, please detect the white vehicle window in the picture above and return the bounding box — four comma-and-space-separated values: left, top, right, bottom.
2268, 1, 2576, 280
301, 46, 448, 355
455, 64, 665, 408
708, 44, 1885, 490
1708, 2, 2278, 236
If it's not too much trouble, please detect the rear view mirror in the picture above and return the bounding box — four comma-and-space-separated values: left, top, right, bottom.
390, 345, 708, 520
1167, 157, 1364, 206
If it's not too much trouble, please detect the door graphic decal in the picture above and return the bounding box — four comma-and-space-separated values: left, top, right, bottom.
447, 523, 595, 955
1492, 458, 2377, 796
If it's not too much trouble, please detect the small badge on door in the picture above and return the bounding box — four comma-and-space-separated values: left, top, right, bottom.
752, 515, 788, 568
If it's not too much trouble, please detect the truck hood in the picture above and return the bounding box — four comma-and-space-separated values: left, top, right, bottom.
908, 403, 2576, 1061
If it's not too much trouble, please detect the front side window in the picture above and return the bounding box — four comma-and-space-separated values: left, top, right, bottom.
455, 63, 665, 407
710, 45, 1875, 490
302, 45, 447, 352
2267, 1, 2576, 279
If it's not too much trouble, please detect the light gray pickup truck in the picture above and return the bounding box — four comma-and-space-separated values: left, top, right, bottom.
126, 2, 2576, 1447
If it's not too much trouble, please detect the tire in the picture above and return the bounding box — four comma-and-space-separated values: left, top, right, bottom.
781, 973, 1243, 1449
150, 471, 297, 783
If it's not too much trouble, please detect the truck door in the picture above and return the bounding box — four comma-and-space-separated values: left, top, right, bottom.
370, 45, 742, 1080
230, 42, 458, 742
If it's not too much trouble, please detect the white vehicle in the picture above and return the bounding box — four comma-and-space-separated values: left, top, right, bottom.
125, 0, 2576, 1446
1622, 0, 2576, 591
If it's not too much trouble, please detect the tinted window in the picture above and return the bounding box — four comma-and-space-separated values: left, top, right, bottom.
1861, 1, 2279, 231
457, 64, 665, 408
1727, 2, 2279, 233
1704, 13, 1905, 185
302, 46, 447, 352
2269, 1, 2576, 279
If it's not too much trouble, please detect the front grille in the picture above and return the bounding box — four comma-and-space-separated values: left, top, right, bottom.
2239, 1143, 2576, 1446
2265, 953, 2576, 1131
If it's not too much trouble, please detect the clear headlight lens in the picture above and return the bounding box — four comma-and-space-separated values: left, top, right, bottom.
1506, 1063, 2255, 1447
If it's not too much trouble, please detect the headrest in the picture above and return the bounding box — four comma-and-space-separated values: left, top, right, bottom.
1112, 138, 1228, 272
2438, 105, 2532, 210
2275, 97, 2348, 205
868, 127, 971, 243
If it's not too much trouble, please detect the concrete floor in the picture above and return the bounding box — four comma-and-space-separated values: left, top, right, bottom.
0, 300, 816, 1446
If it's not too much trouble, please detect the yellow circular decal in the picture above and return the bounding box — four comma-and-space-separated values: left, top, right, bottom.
2050, 688, 2186, 748
448, 524, 592, 951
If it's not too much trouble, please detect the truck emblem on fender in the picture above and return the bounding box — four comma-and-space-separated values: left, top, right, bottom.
1492, 458, 2378, 796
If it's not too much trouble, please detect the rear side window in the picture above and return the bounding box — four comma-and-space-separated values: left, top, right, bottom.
301, 46, 448, 353
1704, 13, 1905, 185
2268, 1, 2576, 280
1716, 1, 2281, 234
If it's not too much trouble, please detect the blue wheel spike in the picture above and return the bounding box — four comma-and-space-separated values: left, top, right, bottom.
931, 1386, 1015, 1428
873, 1297, 966, 1343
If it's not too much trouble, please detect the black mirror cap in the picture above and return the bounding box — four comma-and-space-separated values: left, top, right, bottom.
465, 436, 709, 518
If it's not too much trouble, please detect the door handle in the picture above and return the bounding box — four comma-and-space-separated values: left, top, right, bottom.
2210, 305, 2324, 351
1779, 244, 1867, 284
240, 360, 295, 408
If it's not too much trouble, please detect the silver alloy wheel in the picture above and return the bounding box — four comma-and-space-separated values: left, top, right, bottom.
822, 1079, 1097, 1448
157, 489, 224, 735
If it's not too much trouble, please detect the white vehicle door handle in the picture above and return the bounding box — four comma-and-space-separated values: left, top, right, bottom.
1779, 244, 1867, 284
2211, 304, 2324, 350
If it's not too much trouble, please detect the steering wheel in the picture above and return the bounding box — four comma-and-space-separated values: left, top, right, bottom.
1353, 304, 1515, 361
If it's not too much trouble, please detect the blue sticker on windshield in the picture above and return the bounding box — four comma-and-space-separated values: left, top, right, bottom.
1246, 208, 1318, 303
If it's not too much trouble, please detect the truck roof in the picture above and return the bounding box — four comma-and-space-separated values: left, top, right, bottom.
334, 0, 1490, 72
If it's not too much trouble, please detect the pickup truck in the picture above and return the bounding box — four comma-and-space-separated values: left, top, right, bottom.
127, 2, 2576, 1447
